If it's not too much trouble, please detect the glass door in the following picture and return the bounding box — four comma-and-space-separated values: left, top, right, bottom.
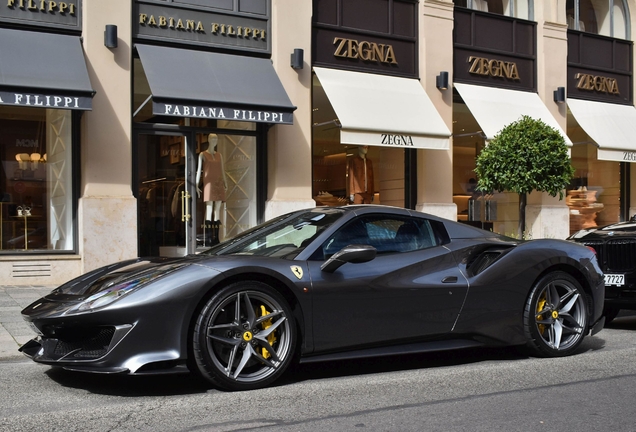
135, 131, 197, 257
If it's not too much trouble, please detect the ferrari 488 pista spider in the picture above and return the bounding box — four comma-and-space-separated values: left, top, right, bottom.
20, 205, 605, 390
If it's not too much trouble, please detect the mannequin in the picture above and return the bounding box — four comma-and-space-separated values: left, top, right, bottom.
348, 145, 374, 204
196, 133, 227, 245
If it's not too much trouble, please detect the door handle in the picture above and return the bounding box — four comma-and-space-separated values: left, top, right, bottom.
442, 276, 458, 283
181, 190, 191, 222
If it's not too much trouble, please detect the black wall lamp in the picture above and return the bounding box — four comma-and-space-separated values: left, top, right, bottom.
554, 86, 566, 103
104, 24, 118, 48
436, 71, 449, 90
290, 48, 304, 70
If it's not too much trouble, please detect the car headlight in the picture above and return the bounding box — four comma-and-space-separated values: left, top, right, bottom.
64, 263, 187, 314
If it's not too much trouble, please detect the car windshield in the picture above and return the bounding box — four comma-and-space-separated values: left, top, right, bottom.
203, 208, 344, 258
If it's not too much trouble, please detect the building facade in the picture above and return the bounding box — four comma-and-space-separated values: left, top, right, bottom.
0, 0, 635, 285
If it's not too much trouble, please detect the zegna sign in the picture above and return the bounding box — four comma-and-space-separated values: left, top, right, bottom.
468, 56, 520, 81
333, 37, 398, 65
575, 73, 620, 95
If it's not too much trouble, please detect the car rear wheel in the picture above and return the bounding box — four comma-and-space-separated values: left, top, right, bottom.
192, 281, 296, 391
523, 272, 588, 357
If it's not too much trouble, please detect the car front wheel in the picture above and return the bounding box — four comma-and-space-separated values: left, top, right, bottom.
523, 272, 588, 357
192, 281, 296, 391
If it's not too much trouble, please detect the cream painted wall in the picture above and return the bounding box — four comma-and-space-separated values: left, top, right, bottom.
82, 0, 133, 197
80, 0, 137, 272
418, 1, 456, 219
266, 0, 315, 220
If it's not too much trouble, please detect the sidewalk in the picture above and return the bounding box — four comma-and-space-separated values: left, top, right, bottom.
0, 285, 56, 360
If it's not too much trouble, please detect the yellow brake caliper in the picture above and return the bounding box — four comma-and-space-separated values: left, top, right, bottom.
536, 293, 547, 335
259, 305, 277, 359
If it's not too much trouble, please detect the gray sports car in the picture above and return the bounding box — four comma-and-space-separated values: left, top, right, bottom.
20, 205, 605, 391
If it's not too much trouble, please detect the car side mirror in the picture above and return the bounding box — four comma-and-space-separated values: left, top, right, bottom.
320, 244, 377, 273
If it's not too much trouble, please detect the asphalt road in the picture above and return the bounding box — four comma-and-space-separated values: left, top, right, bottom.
2, 316, 636, 432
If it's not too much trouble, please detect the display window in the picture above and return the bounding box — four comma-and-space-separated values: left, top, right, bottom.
312, 142, 406, 208
0, 106, 75, 252
567, 130, 621, 235
452, 99, 520, 235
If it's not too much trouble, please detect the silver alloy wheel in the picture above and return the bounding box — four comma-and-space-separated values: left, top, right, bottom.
204, 290, 292, 384
534, 278, 587, 351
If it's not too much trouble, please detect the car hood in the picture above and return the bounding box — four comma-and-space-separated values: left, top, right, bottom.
42, 253, 289, 303
44, 257, 192, 302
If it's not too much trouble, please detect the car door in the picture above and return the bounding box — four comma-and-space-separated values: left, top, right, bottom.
306, 215, 469, 353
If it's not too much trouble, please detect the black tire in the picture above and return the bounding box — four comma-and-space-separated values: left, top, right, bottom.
603, 306, 621, 324
523, 271, 588, 357
192, 281, 296, 391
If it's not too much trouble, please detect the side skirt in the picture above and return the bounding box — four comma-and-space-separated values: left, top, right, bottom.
299, 339, 485, 364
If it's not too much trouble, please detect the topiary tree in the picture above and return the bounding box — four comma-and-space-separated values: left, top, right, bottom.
474, 115, 574, 239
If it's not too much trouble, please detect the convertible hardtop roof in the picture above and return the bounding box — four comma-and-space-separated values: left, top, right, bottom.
316, 205, 510, 240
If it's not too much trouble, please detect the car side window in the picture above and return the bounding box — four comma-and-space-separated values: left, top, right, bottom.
314, 215, 438, 260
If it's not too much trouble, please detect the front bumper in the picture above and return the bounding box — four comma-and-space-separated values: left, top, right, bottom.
19, 324, 133, 365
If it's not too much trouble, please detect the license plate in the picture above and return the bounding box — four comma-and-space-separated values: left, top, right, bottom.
604, 274, 625, 286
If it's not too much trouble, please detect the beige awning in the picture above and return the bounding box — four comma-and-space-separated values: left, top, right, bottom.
314, 67, 450, 150
455, 83, 571, 144
567, 98, 636, 162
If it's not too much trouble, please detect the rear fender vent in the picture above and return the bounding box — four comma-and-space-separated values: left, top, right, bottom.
467, 248, 508, 276
12, 263, 52, 278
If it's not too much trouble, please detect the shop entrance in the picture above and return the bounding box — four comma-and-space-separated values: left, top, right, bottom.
135, 129, 259, 257
135, 131, 196, 257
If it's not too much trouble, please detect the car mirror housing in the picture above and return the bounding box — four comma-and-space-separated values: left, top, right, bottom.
320, 244, 377, 273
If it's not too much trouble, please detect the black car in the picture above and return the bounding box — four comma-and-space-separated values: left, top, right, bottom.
20, 205, 605, 391
569, 217, 636, 322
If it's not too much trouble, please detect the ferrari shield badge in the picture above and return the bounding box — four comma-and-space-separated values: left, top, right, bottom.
290, 265, 303, 280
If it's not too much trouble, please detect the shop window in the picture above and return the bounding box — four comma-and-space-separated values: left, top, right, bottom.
566, 0, 630, 38
0, 107, 75, 252
568, 143, 620, 234
452, 99, 520, 235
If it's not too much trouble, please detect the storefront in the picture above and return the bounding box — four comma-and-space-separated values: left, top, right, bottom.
0, 2, 93, 272
452, 3, 570, 236
132, 0, 296, 257
311, 0, 450, 209
564, 4, 634, 234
